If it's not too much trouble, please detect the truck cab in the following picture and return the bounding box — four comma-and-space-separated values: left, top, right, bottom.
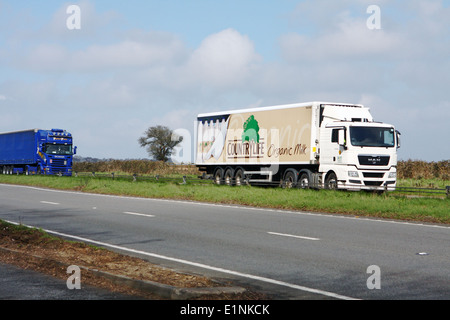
37, 129, 76, 176
318, 105, 400, 190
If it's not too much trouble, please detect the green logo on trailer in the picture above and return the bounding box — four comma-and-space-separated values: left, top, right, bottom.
242, 115, 260, 143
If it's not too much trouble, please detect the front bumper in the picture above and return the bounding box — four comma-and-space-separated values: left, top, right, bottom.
342, 169, 397, 191
44, 166, 72, 176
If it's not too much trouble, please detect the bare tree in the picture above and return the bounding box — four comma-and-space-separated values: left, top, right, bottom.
138, 125, 183, 162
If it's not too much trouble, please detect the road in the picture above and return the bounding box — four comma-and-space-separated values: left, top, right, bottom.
0, 183, 448, 300
0, 262, 136, 300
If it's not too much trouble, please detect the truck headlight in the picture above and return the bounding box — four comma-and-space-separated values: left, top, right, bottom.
388, 172, 397, 178
348, 171, 359, 177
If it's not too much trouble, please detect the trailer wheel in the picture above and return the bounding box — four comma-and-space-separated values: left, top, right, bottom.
224, 168, 234, 186
325, 172, 338, 190
213, 168, 223, 185
234, 168, 245, 186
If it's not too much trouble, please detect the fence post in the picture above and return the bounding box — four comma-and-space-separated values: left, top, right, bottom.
111, 172, 115, 180
133, 174, 137, 182
446, 186, 449, 198
91, 172, 95, 177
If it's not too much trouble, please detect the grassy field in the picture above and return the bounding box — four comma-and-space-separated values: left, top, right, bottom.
0, 173, 448, 224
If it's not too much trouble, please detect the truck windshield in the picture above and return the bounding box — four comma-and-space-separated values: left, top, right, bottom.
350, 127, 395, 147
44, 144, 73, 155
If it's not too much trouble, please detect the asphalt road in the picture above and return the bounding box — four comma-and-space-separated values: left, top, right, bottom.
0, 262, 136, 300
0, 183, 448, 300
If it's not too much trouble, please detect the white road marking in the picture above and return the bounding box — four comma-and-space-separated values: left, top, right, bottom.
40, 201, 59, 205
5, 220, 358, 300
268, 231, 320, 241
123, 211, 155, 218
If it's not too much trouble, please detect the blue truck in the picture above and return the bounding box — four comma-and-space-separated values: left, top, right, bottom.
0, 128, 76, 176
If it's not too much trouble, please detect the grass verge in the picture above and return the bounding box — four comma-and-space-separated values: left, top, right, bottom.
0, 174, 448, 224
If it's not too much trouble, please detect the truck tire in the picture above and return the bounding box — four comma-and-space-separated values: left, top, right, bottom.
282, 170, 297, 189
224, 168, 234, 186
213, 168, 223, 185
298, 172, 310, 189
325, 172, 338, 190
234, 168, 245, 186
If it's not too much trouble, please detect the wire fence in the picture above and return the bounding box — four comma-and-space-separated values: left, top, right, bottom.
72, 171, 450, 198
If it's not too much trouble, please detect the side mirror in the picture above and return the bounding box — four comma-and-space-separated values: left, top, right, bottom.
73, 146, 77, 155
396, 131, 401, 149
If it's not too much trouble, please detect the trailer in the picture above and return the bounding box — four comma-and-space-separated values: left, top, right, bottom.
0, 128, 76, 176
195, 101, 400, 190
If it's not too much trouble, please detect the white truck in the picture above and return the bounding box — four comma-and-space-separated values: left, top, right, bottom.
195, 101, 400, 190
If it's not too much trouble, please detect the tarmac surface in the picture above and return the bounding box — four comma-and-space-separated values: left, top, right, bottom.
0, 262, 137, 300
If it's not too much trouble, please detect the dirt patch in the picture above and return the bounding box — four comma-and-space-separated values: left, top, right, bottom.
0, 221, 267, 300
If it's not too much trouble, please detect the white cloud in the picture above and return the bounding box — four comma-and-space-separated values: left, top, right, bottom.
186, 28, 261, 88
19, 31, 187, 73
279, 18, 403, 63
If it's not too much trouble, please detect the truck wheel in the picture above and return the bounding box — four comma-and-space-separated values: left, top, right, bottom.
282, 171, 297, 189
213, 168, 223, 185
325, 172, 338, 190
224, 168, 234, 186
298, 172, 310, 189
234, 168, 245, 186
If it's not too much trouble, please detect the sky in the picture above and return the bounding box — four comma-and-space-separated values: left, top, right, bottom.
0, 0, 449, 162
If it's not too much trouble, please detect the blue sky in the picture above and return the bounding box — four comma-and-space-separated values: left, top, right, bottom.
0, 0, 449, 161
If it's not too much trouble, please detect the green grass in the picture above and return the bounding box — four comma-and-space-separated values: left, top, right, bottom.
0, 174, 448, 224
397, 178, 449, 189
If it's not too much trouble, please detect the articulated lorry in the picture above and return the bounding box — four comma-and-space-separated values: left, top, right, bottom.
195, 101, 400, 190
0, 128, 76, 176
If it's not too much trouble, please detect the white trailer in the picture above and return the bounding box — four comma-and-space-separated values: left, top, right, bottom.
195, 101, 400, 190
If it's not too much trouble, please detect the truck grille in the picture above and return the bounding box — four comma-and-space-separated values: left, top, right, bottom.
364, 181, 383, 186
363, 172, 385, 178
358, 155, 389, 166
51, 159, 66, 168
